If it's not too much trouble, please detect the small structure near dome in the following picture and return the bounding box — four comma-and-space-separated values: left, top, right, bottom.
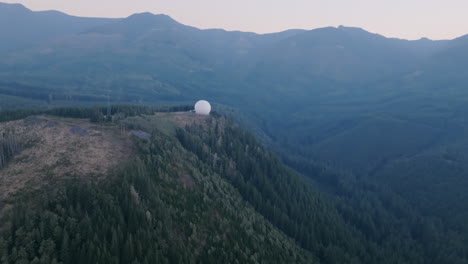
194, 100, 211, 115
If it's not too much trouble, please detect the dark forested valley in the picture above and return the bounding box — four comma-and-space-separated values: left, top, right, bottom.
1, 2, 468, 263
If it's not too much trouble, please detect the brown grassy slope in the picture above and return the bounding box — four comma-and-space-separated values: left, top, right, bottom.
0, 112, 215, 210
0, 116, 131, 203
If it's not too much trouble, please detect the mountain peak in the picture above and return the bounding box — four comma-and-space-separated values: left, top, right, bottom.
128, 12, 157, 18
418, 37, 432, 41
299, 25, 375, 39
0, 2, 30, 12
126, 12, 178, 25
336, 25, 370, 34
85, 12, 184, 37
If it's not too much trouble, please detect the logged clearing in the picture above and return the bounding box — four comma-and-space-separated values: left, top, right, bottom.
0, 116, 131, 202
0, 112, 214, 206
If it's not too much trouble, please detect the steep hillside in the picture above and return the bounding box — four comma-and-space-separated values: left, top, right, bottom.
1, 5, 446, 108
0, 110, 314, 263
0, 3, 116, 53
1, 107, 467, 263
1, 4, 468, 262
249, 26, 438, 84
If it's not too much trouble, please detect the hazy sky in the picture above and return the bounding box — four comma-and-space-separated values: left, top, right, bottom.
3, 0, 468, 40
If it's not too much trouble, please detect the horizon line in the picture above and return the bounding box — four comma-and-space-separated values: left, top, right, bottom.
1, 1, 463, 41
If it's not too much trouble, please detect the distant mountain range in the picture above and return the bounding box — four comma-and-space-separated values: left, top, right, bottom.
2, 2, 468, 251
0, 2, 117, 53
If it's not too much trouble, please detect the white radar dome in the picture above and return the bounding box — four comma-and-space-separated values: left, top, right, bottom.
194, 100, 211, 115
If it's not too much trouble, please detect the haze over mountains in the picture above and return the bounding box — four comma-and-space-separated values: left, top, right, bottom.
0, 3, 117, 53
1, 2, 468, 263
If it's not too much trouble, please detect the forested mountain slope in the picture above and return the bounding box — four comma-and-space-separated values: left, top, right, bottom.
1, 3, 468, 263
0, 109, 313, 263
1, 107, 467, 263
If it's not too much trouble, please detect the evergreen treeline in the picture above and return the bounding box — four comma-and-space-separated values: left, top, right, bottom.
0, 118, 312, 264
0, 105, 193, 123
176, 118, 468, 263
1, 110, 468, 263
284, 154, 468, 263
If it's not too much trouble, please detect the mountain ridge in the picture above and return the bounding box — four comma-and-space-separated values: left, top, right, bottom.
1, 107, 467, 263
2, 3, 468, 263
2, 1, 460, 41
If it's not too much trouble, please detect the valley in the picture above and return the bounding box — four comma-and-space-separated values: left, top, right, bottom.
1, 2, 468, 263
